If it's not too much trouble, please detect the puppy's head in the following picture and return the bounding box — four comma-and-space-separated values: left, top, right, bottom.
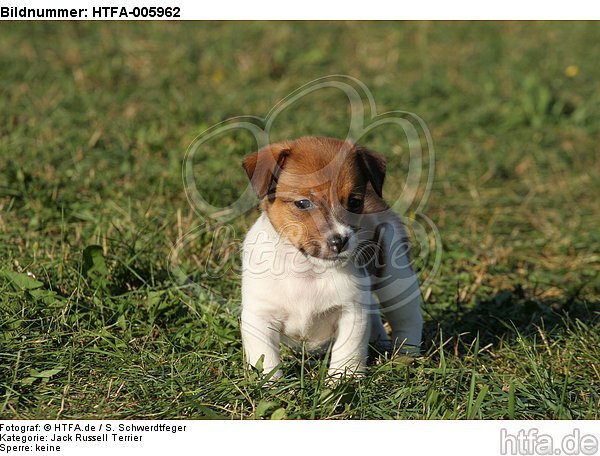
242, 136, 387, 261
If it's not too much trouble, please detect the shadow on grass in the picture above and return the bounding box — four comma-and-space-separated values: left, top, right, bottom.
422, 284, 598, 355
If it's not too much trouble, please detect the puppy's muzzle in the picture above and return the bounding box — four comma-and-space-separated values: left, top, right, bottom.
327, 234, 350, 254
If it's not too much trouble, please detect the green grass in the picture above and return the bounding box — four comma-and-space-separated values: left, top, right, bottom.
1, 22, 599, 419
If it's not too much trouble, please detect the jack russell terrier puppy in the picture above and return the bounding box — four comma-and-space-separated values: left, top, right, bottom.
241, 136, 423, 379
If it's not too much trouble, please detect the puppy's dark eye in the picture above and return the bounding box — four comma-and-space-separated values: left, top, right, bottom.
294, 199, 314, 210
347, 197, 364, 212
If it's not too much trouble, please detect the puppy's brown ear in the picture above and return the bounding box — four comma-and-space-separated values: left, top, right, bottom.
242, 145, 290, 201
355, 145, 386, 198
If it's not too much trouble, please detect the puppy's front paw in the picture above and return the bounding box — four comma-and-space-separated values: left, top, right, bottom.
391, 333, 421, 357
249, 355, 283, 385
326, 365, 366, 384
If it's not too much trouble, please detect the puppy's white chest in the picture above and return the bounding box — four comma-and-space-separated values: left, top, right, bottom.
242, 214, 366, 347
277, 271, 357, 345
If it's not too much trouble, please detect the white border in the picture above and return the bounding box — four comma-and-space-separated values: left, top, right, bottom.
0, 420, 599, 456
1, 0, 599, 20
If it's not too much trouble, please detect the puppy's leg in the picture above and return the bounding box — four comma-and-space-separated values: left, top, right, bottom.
328, 306, 369, 378
368, 298, 392, 351
241, 309, 282, 379
373, 221, 423, 354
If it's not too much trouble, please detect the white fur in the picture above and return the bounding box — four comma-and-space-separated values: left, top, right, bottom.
241, 212, 423, 380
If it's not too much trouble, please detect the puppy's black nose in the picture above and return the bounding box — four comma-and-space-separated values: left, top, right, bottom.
327, 234, 349, 253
